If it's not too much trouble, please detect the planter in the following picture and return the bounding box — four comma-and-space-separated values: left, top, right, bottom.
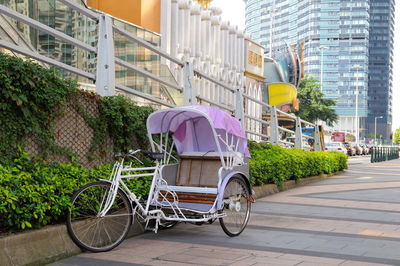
0, 171, 341, 266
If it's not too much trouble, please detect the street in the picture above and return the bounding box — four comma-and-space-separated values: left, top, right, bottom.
53, 158, 400, 266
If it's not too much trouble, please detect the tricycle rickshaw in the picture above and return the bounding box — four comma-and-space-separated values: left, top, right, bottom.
66, 105, 254, 252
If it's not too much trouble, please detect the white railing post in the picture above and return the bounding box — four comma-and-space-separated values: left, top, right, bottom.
270, 106, 279, 144
235, 86, 244, 127
96, 14, 115, 96
183, 61, 196, 105
314, 125, 322, 151
295, 117, 303, 149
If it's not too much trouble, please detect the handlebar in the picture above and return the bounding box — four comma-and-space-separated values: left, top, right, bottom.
115, 149, 164, 161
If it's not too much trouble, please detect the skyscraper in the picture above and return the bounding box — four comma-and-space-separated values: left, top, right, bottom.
245, 0, 394, 141
366, 0, 395, 140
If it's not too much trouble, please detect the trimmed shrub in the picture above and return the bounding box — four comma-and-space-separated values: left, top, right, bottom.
0, 152, 153, 233
0, 143, 348, 233
248, 142, 348, 188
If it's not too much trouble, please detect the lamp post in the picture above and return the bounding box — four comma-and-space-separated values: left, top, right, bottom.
318, 46, 329, 91
374, 116, 383, 145
264, 1, 279, 56
353, 65, 362, 144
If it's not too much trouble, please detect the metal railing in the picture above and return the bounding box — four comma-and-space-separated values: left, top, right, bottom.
0, 0, 322, 151
370, 146, 400, 163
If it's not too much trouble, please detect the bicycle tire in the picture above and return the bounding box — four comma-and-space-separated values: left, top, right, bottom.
66, 181, 132, 252
219, 176, 251, 237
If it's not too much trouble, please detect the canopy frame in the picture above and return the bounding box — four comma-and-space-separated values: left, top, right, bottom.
146, 106, 247, 169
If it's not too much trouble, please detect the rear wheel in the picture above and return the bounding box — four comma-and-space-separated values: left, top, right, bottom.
219, 176, 251, 237
66, 182, 132, 252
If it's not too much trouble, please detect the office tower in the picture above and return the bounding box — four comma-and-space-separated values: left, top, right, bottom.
245, 0, 392, 140
366, 0, 395, 140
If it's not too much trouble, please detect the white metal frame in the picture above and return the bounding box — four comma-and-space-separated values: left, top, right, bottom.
100, 153, 224, 233
100, 103, 250, 231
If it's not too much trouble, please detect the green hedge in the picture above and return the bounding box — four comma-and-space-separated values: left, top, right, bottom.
1, 144, 347, 233
0, 153, 153, 232
249, 142, 348, 188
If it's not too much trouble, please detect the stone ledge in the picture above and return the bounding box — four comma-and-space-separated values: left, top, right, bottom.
0, 218, 145, 266
0, 171, 343, 266
253, 171, 342, 199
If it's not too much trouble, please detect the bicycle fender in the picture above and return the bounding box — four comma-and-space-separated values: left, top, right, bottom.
216, 171, 252, 210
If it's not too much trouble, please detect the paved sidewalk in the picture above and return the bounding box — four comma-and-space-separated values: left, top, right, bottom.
53, 159, 400, 266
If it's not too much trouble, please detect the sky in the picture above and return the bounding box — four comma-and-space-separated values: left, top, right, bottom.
211, 0, 400, 131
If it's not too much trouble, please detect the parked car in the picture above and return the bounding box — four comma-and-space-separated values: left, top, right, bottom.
365, 144, 373, 154
359, 144, 369, 155
352, 143, 363, 155
343, 142, 356, 156
324, 142, 348, 155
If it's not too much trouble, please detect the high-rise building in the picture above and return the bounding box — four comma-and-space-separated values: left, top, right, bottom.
245, 0, 394, 141
366, 0, 395, 140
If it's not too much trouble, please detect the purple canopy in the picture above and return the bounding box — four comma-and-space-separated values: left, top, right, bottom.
147, 105, 250, 157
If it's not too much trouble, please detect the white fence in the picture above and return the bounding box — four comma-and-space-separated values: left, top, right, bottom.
0, 1, 322, 150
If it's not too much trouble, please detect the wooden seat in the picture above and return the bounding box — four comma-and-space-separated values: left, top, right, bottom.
176, 153, 222, 188
158, 191, 216, 204
156, 153, 222, 209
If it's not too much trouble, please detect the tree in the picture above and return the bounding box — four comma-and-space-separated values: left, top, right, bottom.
346, 133, 356, 142
393, 128, 400, 143
295, 75, 338, 126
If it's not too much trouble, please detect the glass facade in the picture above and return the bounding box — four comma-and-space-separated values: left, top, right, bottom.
245, 0, 378, 138
0, 0, 98, 83
0, 0, 173, 106
366, 0, 394, 139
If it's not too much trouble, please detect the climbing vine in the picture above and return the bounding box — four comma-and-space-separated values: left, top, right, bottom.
72, 93, 154, 161
0, 52, 77, 163
0, 52, 155, 164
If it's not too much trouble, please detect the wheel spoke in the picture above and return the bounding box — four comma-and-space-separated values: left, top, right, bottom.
220, 177, 251, 237
67, 182, 132, 252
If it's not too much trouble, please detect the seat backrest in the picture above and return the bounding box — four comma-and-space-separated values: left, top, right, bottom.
176, 154, 221, 187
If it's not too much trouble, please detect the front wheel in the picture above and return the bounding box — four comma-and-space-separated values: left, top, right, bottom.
66, 182, 132, 252
219, 176, 251, 237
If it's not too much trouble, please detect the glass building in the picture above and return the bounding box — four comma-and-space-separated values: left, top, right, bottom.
245, 0, 386, 140
0, 0, 169, 105
366, 0, 395, 140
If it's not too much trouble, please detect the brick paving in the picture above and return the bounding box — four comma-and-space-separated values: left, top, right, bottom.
53, 159, 400, 266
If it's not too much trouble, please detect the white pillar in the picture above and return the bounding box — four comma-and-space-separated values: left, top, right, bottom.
210, 15, 220, 102
201, 10, 211, 100
170, 0, 179, 59
160, 0, 171, 56
182, 1, 191, 56
201, 11, 211, 59
220, 22, 229, 69
177, 0, 188, 57
228, 25, 236, 70
190, 5, 200, 58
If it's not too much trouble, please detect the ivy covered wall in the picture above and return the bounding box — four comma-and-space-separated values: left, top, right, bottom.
0, 52, 153, 167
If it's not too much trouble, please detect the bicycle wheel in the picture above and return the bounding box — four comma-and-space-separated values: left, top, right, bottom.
219, 176, 251, 237
67, 181, 132, 252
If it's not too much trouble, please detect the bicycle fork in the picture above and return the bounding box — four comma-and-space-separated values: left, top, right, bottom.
98, 161, 123, 217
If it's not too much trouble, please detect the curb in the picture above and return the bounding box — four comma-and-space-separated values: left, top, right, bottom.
0, 171, 342, 266
253, 172, 341, 199
0, 219, 145, 266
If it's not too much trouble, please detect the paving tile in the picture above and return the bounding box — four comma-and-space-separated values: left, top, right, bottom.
148, 259, 194, 266
50, 159, 400, 266
339, 260, 387, 266
277, 254, 344, 265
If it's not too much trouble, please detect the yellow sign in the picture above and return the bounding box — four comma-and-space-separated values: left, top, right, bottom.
267, 83, 297, 106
